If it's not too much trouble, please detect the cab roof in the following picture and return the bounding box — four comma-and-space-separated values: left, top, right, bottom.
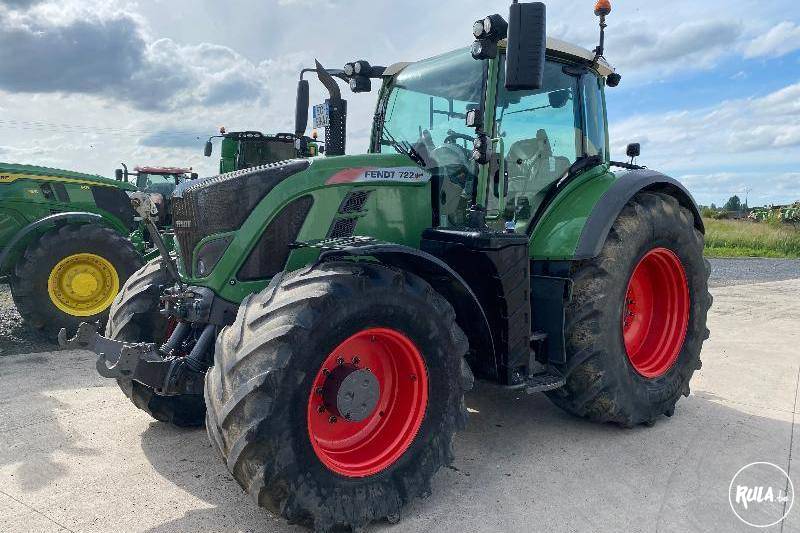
135, 166, 192, 175
383, 37, 615, 78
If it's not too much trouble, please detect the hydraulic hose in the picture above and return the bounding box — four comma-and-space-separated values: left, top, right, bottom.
185, 324, 216, 372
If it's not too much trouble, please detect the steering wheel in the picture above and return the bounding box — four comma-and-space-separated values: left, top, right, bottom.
444, 130, 475, 145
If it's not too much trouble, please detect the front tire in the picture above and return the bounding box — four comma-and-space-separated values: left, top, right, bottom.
205, 262, 469, 531
11, 224, 142, 337
546, 192, 712, 426
105, 259, 206, 427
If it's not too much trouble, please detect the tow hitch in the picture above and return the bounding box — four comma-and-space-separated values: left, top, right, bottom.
59, 322, 209, 396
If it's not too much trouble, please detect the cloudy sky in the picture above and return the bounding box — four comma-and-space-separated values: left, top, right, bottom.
0, 0, 798, 206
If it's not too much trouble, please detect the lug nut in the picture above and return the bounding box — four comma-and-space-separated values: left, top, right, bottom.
317, 405, 325, 413
352, 356, 360, 366
336, 357, 345, 366
322, 368, 330, 376
328, 415, 338, 424
410, 374, 417, 382
315, 387, 323, 395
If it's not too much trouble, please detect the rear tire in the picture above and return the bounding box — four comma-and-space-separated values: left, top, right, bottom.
205, 262, 469, 531
105, 259, 205, 427
546, 192, 712, 426
11, 224, 142, 337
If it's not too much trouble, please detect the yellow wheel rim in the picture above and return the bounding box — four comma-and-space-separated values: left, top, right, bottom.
47, 253, 120, 317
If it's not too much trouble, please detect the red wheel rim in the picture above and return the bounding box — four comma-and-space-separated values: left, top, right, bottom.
622, 248, 690, 378
307, 328, 428, 477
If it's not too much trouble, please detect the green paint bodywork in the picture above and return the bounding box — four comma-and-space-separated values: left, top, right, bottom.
529, 163, 616, 259
182, 153, 430, 302
0, 162, 138, 276
0, 162, 136, 191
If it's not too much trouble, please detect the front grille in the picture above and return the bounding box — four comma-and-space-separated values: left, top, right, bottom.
171, 159, 310, 275
238, 195, 314, 281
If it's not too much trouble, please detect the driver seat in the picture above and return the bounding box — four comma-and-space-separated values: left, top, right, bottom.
506, 129, 552, 194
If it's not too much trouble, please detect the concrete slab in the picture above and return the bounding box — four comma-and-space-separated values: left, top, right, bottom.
0, 280, 798, 533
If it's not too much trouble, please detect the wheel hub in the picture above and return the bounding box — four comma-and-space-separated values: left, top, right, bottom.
321, 365, 380, 422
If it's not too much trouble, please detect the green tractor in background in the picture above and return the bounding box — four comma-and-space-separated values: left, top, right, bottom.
204, 128, 321, 173
0, 162, 143, 337
65, 1, 711, 530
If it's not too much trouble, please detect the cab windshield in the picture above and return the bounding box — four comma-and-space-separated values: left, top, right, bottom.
137, 173, 185, 197
377, 49, 485, 167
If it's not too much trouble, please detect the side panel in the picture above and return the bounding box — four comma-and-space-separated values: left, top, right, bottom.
0, 207, 27, 250
184, 153, 433, 303
528, 164, 617, 260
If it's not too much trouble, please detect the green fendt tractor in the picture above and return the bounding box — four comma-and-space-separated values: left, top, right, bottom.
0, 162, 143, 336
64, 2, 711, 530
204, 128, 321, 173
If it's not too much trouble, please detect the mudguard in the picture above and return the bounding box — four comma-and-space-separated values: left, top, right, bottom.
0, 211, 105, 273
574, 169, 704, 260
309, 238, 496, 365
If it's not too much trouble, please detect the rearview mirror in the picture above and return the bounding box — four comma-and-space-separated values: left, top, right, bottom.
626, 143, 641, 158
115, 169, 124, 181
295, 80, 310, 137
505, 2, 547, 91
204, 141, 213, 157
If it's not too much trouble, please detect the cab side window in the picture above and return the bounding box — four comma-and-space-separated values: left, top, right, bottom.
492, 60, 581, 226
582, 73, 608, 160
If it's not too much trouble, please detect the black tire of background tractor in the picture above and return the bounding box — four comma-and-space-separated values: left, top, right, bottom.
205, 262, 470, 531
10, 224, 142, 338
105, 258, 206, 428
546, 191, 712, 427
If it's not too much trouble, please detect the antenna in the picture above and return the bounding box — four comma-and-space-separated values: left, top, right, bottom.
593, 0, 612, 60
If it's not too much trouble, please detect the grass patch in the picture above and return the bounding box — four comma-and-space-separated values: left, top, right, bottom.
703, 218, 800, 258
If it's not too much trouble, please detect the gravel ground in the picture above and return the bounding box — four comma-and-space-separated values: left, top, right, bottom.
708, 258, 800, 287
0, 283, 58, 356
1, 258, 798, 356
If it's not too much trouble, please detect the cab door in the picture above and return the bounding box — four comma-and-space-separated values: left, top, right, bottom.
486, 58, 607, 233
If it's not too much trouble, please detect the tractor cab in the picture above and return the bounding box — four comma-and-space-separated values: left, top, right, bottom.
203, 129, 320, 173
115, 164, 197, 227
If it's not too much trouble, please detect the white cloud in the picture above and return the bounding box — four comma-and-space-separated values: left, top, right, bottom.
611, 81, 800, 205
0, 5, 270, 111
0, 0, 798, 207
610, 20, 743, 73
744, 21, 800, 58
611, 81, 800, 156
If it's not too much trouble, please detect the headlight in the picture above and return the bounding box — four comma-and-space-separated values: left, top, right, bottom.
194, 236, 232, 277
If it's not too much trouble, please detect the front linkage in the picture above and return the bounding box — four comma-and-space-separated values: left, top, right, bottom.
59, 321, 207, 396
59, 192, 234, 398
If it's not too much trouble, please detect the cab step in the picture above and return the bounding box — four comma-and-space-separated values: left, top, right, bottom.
524, 371, 566, 394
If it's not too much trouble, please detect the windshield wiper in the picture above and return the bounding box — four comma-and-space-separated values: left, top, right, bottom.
381, 127, 427, 168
